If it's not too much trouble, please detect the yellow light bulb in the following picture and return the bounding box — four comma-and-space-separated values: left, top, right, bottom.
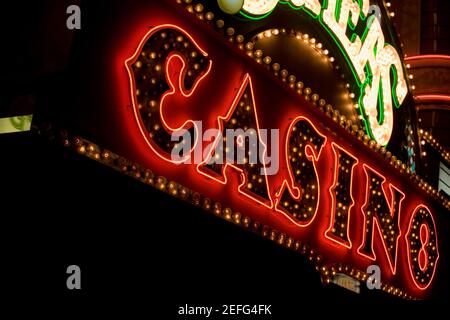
217, 0, 244, 15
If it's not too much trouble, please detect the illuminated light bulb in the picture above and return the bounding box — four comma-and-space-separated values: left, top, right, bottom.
390, 12, 395, 17
290, 0, 304, 6
304, 0, 321, 15
217, 0, 244, 14
242, 0, 278, 15
226, 27, 235, 36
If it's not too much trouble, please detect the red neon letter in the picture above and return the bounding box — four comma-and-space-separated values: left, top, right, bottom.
406, 205, 440, 290
325, 143, 358, 248
126, 25, 212, 163
197, 74, 273, 208
358, 164, 405, 274
275, 117, 327, 227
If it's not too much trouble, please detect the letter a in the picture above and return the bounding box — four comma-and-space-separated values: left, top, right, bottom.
66, 5, 81, 30
66, 265, 81, 290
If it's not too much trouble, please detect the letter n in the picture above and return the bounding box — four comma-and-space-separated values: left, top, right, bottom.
358, 164, 405, 274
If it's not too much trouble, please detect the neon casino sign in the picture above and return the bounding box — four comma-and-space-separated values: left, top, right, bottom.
118, 9, 440, 298
54, 1, 446, 298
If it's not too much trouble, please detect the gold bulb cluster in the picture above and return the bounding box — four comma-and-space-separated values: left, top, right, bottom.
252, 28, 335, 64
250, 28, 360, 108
